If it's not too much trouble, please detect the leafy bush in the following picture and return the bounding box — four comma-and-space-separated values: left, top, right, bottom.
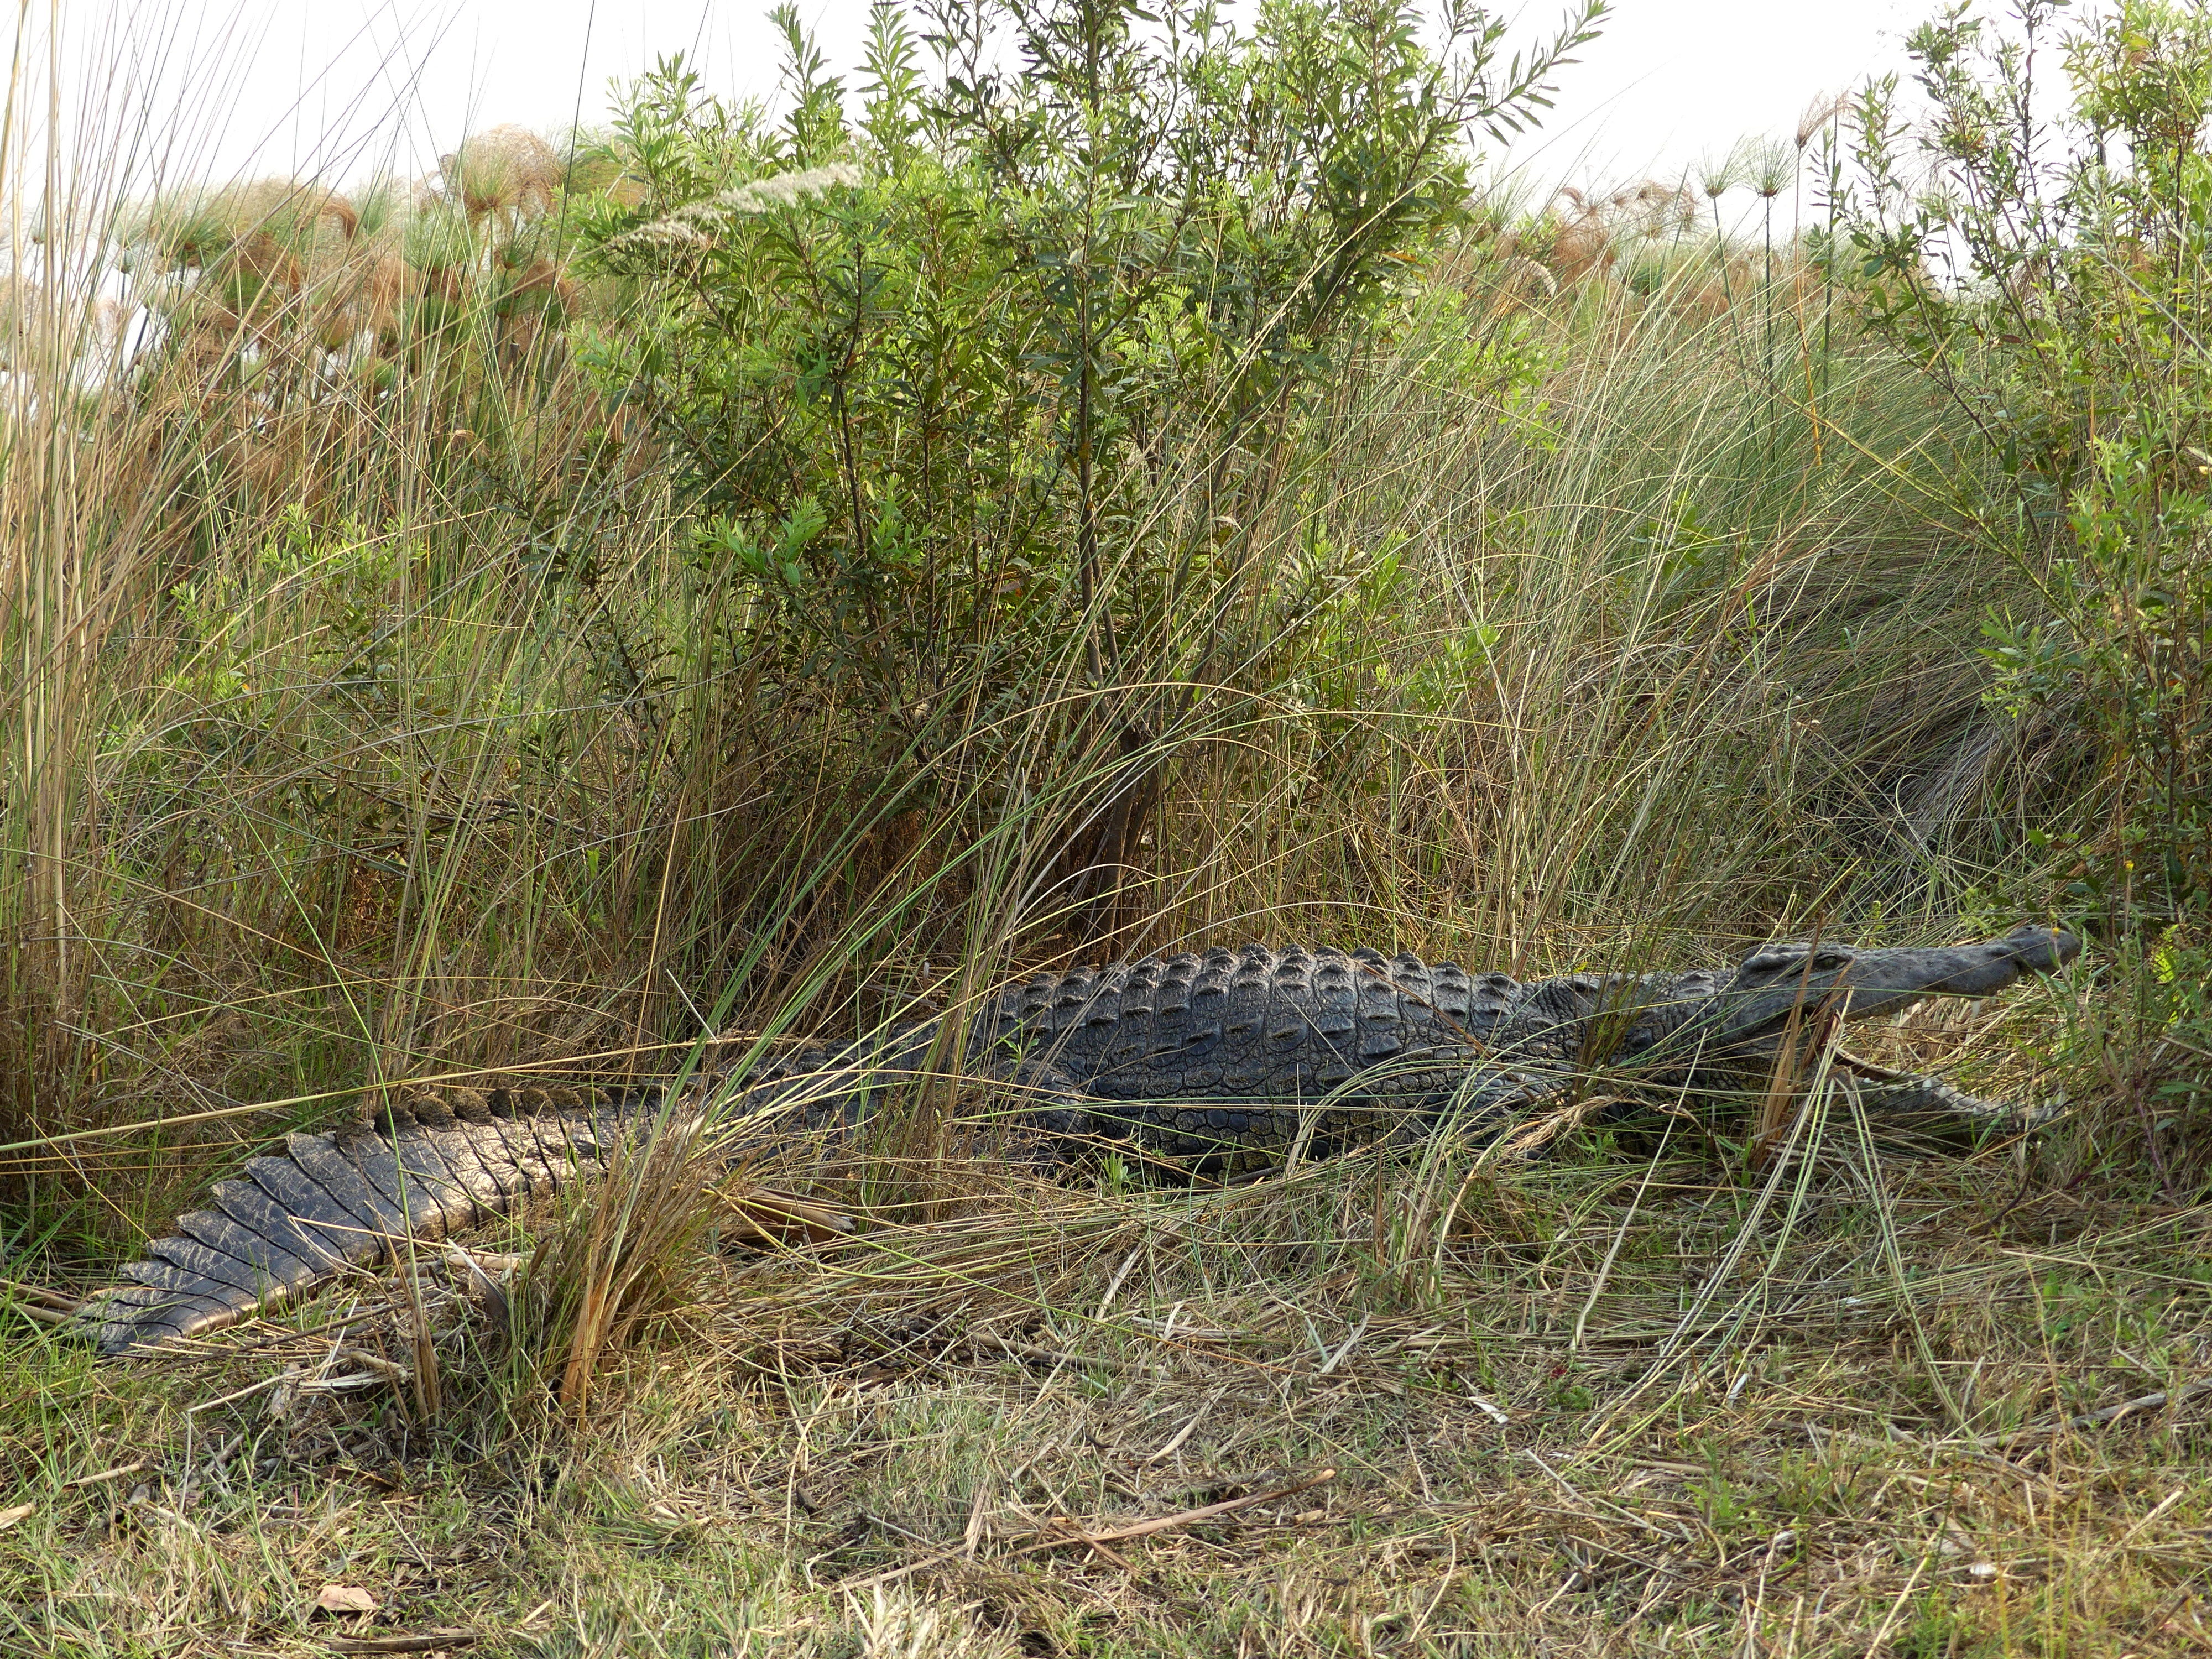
1837, 0, 2212, 924
578, 0, 1603, 711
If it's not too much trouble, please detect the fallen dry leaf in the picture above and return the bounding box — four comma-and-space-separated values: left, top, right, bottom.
316, 1584, 380, 1615
0, 1502, 33, 1530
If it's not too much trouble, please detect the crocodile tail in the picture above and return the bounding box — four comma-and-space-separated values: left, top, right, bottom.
723, 1021, 944, 1142
73, 1083, 664, 1357
77, 1022, 944, 1358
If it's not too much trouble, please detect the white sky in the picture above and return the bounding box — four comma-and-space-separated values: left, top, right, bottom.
52, 1, 1929, 208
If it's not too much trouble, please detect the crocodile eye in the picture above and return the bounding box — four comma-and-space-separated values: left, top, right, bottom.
1741, 946, 1804, 973
1742, 942, 1854, 975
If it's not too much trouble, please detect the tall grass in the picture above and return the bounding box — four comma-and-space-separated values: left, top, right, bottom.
0, 18, 659, 1206
0, 6, 2077, 1255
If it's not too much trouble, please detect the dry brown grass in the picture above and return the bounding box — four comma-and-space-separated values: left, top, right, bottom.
6, 995, 2208, 1655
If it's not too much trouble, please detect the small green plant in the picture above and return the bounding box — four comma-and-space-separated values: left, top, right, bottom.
1687, 1450, 1759, 1538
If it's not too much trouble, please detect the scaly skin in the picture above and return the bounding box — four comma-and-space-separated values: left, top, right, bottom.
72, 924, 2079, 1354
743, 923, 2081, 1168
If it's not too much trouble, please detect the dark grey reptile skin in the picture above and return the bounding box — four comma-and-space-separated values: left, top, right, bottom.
71, 924, 2079, 1354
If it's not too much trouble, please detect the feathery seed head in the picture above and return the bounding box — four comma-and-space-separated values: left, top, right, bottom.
615, 164, 864, 255
1796, 92, 1848, 149
1696, 149, 1740, 201
1746, 138, 1793, 200
714, 162, 864, 213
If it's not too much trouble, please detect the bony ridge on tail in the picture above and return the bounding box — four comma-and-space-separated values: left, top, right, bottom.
67, 921, 2080, 1355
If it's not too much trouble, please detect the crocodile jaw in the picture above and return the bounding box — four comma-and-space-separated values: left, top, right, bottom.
1698, 921, 2081, 1050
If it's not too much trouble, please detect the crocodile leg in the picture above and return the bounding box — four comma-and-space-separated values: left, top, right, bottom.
1835, 1057, 2059, 1138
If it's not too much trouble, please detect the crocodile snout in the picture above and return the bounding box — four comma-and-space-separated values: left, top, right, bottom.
1709, 920, 2081, 1043
1944, 923, 2081, 991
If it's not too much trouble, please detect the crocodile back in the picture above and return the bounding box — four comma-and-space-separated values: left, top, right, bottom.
719, 951, 1710, 1176
972, 945, 1551, 1104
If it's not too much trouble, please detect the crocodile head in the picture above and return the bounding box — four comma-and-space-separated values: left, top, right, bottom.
1683, 921, 2081, 1054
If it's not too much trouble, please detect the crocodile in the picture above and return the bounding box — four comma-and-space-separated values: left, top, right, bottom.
68, 922, 2079, 1355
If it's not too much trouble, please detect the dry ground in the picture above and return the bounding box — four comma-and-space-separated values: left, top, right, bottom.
4, 1010, 2210, 1659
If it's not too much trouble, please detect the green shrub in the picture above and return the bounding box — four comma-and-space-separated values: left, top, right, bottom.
1838, 0, 2212, 925
576, 0, 1603, 712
